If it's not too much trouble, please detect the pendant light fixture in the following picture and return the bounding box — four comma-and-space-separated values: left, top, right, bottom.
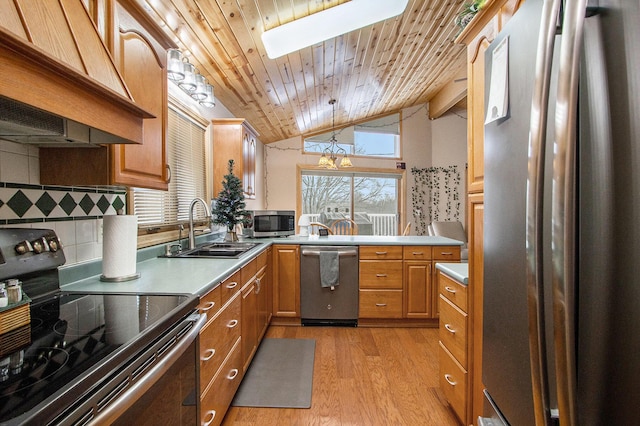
318, 99, 353, 169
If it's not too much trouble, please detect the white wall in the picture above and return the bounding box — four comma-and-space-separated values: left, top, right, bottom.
431, 108, 468, 225
263, 103, 467, 234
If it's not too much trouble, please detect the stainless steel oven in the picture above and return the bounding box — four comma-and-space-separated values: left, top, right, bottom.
0, 228, 205, 425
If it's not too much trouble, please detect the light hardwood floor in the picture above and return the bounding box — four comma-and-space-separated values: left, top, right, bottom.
222, 325, 460, 426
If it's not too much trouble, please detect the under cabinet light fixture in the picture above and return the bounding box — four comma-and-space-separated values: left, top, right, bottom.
167, 48, 216, 108
261, 0, 409, 59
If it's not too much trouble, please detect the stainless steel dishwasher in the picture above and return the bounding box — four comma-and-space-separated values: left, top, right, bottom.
300, 245, 359, 326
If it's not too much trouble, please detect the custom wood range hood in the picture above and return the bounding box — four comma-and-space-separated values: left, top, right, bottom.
0, 0, 153, 145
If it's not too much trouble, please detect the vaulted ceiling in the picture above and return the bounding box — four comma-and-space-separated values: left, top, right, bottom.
139, 0, 467, 143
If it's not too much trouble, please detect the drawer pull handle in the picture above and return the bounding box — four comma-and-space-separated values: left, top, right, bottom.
201, 301, 216, 312
440, 251, 453, 255
412, 251, 424, 255
444, 324, 456, 334
203, 410, 217, 426
375, 303, 387, 307
444, 286, 457, 294
227, 368, 239, 380
444, 374, 457, 386
227, 319, 239, 328
376, 274, 388, 278
201, 348, 216, 361
226, 281, 238, 289
375, 251, 388, 255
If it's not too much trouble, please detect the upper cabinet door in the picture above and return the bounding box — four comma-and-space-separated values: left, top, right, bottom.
213, 118, 259, 200
109, 1, 172, 190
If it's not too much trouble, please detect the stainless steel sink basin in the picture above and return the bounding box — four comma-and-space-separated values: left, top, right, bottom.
160, 242, 259, 259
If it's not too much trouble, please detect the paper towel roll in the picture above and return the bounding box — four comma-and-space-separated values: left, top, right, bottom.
101, 214, 139, 281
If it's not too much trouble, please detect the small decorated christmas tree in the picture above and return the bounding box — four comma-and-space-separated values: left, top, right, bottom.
211, 159, 251, 241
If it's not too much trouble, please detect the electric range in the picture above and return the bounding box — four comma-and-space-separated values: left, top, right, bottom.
0, 228, 200, 425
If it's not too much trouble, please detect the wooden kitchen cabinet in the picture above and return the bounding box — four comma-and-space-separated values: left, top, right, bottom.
403, 246, 460, 319
212, 118, 258, 199
199, 289, 241, 426
359, 246, 404, 319
438, 268, 469, 424
40, 0, 173, 190
272, 244, 300, 318
256, 248, 272, 340
403, 246, 433, 319
431, 245, 462, 317
241, 277, 258, 373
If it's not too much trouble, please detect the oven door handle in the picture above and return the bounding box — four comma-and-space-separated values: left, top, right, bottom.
90, 313, 207, 425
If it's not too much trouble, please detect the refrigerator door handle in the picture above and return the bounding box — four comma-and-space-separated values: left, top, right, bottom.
552, 0, 587, 424
525, 0, 561, 424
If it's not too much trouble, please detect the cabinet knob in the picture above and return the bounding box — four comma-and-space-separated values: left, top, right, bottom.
444, 374, 457, 386
201, 348, 216, 361
202, 410, 216, 426
200, 301, 216, 312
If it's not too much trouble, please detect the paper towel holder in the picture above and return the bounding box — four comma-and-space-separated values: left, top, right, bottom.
100, 272, 141, 282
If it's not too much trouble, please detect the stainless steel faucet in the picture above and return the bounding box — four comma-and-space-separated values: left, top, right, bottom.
188, 197, 211, 250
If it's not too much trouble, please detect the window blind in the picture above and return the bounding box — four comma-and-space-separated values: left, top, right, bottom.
133, 107, 207, 226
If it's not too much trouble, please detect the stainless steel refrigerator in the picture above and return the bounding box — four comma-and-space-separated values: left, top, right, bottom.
481, 0, 640, 425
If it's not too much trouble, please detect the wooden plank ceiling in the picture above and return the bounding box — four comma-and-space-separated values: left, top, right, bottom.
138, 0, 467, 143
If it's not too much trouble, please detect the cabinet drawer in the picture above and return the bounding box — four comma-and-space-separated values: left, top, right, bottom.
256, 249, 268, 270
439, 342, 467, 423
432, 245, 461, 261
439, 271, 468, 312
359, 260, 403, 289
220, 270, 241, 305
359, 245, 403, 260
403, 246, 432, 260
199, 292, 241, 396
439, 295, 467, 367
359, 289, 403, 318
200, 337, 243, 426
241, 257, 257, 285
198, 284, 221, 320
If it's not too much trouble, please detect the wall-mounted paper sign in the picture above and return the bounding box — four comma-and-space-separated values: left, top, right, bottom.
485, 36, 509, 124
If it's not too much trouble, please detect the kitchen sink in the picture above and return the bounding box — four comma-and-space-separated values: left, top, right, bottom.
160, 242, 259, 259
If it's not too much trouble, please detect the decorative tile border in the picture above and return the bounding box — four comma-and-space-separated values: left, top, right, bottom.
0, 182, 127, 224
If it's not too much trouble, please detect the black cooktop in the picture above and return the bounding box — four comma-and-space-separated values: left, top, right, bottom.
0, 291, 195, 423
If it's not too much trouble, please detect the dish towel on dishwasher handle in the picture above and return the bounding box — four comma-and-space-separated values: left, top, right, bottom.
319, 251, 339, 290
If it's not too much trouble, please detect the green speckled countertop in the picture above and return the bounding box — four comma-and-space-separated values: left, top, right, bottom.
61, 235, 464, 297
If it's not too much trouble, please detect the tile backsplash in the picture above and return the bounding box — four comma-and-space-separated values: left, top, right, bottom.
0, 140, 126, 266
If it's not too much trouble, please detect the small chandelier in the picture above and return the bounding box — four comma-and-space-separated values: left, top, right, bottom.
318, 99, 353, 169
167, 49, 216, 108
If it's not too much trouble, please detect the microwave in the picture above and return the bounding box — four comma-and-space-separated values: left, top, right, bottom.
244, 210, 295, 238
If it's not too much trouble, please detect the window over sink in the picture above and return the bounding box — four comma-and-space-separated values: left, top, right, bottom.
133, 104, 208, 228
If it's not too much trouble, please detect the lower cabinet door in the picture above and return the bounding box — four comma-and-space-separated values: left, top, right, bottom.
200, 338, 243, 426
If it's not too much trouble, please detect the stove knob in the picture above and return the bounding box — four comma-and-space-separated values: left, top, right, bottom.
48, 238, 59, 252
32, 240, 43, 254
14, 240, 32, 255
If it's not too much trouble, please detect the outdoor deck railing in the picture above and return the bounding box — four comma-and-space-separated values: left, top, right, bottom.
307, 213, 397, 235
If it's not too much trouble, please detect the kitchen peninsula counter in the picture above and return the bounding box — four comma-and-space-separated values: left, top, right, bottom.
61, 235, 463, 297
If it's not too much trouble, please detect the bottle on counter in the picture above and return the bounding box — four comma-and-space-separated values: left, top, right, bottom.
6, 279, 22, 304
0, 283, 7, 308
